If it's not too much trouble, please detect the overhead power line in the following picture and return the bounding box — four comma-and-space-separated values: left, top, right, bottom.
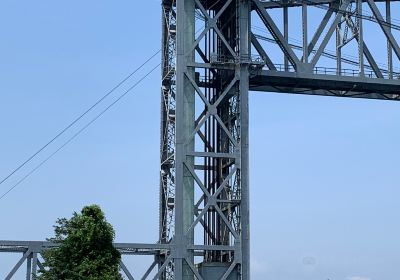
0, 63, 161, 201
0, 50, 160, 188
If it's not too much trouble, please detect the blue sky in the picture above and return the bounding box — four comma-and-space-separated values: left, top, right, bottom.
0, 1, 399, 279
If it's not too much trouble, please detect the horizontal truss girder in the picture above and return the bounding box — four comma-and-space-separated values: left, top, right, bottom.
257, 0, 400, 9
0, 240, 170, 255
0, 240, 241, 279
250, 70, 400, 100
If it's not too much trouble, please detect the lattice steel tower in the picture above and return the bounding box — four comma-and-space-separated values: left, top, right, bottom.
161, 0, 250, 279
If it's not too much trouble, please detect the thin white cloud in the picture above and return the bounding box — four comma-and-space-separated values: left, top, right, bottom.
346, 276, 371, 280
251, 258, 269, 274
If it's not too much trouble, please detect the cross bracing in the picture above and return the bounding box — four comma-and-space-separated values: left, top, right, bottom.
1, 0, 400, 279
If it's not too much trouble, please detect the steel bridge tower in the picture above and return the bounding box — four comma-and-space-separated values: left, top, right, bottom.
159, 0, 400, 279
1, 0, 400, 279
161, 0, 250, 278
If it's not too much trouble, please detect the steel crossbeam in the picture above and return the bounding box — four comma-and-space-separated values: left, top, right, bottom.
0, 241, 170, 280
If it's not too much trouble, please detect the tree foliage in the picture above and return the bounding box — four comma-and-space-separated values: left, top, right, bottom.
38, 205, 123, 280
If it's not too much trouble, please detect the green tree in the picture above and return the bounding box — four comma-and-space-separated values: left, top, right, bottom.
38, 205, 123, 280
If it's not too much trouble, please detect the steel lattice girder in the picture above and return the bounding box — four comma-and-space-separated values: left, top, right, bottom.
257, 0, 400, 9
249, 70, 400, 100
250, 0, 400, 100
0, 241, 171, 280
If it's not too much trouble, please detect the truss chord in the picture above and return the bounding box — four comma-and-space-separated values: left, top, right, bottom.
265, 0, 400, 30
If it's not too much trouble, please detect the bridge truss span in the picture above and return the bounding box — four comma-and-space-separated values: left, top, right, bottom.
250, 0, 400, 100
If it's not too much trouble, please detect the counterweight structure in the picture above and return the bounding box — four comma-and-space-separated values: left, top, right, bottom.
1, 0, 400, 279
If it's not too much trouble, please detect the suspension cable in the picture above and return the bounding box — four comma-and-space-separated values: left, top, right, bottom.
0, 50, 160, 188
0, 63, 160, 201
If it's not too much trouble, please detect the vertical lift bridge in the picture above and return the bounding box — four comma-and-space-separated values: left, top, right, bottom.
1, 0, 400, 279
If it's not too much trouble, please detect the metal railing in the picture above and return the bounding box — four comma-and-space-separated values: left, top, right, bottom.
272, 63, 400, 79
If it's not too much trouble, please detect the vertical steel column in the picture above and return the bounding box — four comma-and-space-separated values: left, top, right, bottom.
160, 0, 168, 248
336, 8, 342, 76
302, 3, 308, 63
160, 0, 177, 278
239, 1, 250, 279
175, 0, 195, 279
26, 254, 32, 280
386, 0, 393, 79
284, 6, 289, 71
32, 253, 38, 279
357, 0, 364, 76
